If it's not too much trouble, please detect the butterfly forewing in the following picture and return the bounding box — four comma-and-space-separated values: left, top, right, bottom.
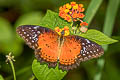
35, 28, 59, 67
16, 25, 43, 49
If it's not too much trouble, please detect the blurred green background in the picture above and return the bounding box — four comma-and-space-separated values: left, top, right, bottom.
0, 0, 120, 80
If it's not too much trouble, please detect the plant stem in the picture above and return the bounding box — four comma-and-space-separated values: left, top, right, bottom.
29, 75, 35, 80
9, 60, 16, 80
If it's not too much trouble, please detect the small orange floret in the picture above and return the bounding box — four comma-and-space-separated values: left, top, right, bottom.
78, 13, 85, 18
80, 26, 88, 33
64, 9, 70, 13
63, 26, 69, 31
59, 6, 63, 11
70, 1, 76, 6
79, 4, 83, 8
73, 4, 78, 9
55, 27, 60, 32
65, 15, 72, 22
63, 26, 69, 36
80, 22, 88, 26
66, 3, 71, 9
55, 27, 62, 36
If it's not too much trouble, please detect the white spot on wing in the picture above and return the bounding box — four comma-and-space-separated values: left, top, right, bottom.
27, 34, 29, 36
34, 26, 39, 29
82, 43, 85, 45
83, 54, 86, 56
32, 40, 34, 43
94, 51, 96, 52
32, 34, 37, 39
87, 52, 89, 54
22, 29, 24, 31
85, 39, 90, 43
92, 44, 94, 46
24, 32, 26, 34
97, 49, 99, 51
37, 31, 40, 34
88, 45, 91, 47
83, 47, 86, 51
90, 51, 92, 53
29, 37, 31, 39
29, 27, 31, 29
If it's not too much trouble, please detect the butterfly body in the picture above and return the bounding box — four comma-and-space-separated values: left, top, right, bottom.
16, 25, 104, 71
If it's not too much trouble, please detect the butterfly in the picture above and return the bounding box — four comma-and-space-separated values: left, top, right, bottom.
16, 25, 104, 71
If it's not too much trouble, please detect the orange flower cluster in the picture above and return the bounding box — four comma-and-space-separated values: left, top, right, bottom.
59, 2, 85, 22
59, 2, 88, 33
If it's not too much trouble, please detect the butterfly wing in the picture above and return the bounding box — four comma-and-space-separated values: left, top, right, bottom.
16, 25, 59, 67
59, 35, 104, 71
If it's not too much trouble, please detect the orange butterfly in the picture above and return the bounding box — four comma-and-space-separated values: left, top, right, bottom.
16, 25, 104, 71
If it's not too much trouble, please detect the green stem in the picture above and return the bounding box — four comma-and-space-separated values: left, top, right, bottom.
9, 60, 16, 80
29, 75, 35, 80
5, 66, 31, 80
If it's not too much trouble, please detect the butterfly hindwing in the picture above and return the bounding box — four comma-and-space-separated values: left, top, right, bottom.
77, 37, 104, 61
16, 25, 45, 49
59, 36, 104, 71
59, 36, 82, 70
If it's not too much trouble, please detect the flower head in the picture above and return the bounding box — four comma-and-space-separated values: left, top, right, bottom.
59, 1, 85, 22
6, 52, 15, 63
59, 2, 88, 34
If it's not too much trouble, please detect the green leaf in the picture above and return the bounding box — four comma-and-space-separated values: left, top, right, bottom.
39, 10, 71, 30
84, 0, 103, 25
32, 59, 67, 80
0, 75, 4, 80
79, 29, 118, 45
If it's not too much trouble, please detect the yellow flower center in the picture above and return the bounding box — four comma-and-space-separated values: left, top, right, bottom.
55, 26, 70, 36
66, 3, 71, 9
73, 4, 78, 9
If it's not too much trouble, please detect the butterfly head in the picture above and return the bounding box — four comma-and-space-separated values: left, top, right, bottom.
55, 26, 69, 36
